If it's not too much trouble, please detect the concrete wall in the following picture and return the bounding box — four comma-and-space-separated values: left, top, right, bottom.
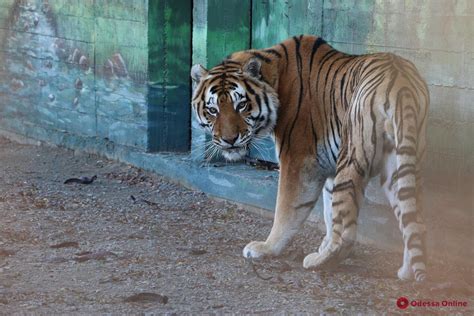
0, 0, 150, 150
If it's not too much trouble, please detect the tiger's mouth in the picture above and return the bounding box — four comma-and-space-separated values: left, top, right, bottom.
220, 146, 247, 162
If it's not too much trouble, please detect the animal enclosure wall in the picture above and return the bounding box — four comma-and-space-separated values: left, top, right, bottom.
0, 0, 192, 152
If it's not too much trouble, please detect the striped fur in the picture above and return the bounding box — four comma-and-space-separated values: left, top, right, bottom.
191, 35, 429, 282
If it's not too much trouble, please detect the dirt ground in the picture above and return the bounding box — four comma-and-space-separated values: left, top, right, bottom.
0, 137, 472, 314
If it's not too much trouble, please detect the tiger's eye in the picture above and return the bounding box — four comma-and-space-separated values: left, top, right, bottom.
236, 102, 247, 112
208, 107, 218, 115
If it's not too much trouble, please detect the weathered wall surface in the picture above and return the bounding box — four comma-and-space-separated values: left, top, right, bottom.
0, 0, 149, 149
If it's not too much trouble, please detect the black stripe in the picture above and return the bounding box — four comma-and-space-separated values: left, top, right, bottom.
279, 43, 289, 72
309, 37, 327, 73
414, 269, 426, 281
284, 36, 304, 155
264, 48, 282, 58
410, 255, 426, 265
243, 79, 256, 95
262, 87, 272, 117
222, 59, 241, 65
353, 158, 366, 177
401, 211, 418, 227
369, 93, 378, 175
254, 94, 262, 117
343, 219, 357, 229
251, 51, 272, 63
398, 187, 416, 201
396, 146, 416, 156
324, 185, 333, 194
332, 180, 354, 193
295, 199, 317, 210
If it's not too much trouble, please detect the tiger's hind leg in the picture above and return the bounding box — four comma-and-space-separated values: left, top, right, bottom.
381, 138, 427, 281
304, 160, 368, 269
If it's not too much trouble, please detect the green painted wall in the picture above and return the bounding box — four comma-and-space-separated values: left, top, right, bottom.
190, 0, 250, 159
0, 0, 192, 152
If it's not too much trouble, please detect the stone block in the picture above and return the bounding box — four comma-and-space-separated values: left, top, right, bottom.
424, 150, 462, 191
94, 0, 147, 22
392, 49, 463, 87
53, 15, 95, 43
96, 89, 147, 123
97, 115, 147, 149
460, 52, 474, 89
323, 9, 374, 44
426, 116, 471, 158
55, 108, 96, 136
429, 85, 474, 123
95, 17, 147, 48
418, 16, 466, 52
374, 0, 405, 13
49, 0, 95, 18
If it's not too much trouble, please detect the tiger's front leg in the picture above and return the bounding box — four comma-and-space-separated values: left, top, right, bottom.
243, 157, 325, 259
318, 177, 334, 253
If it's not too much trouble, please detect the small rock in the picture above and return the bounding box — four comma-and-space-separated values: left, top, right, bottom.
111, 53, 128, 77
74, 78, 82, 90
74, 250, 117, 262
79, 55, 89, 70
0, 249, 15, 257
50, 241, 79, 249
189, 249, 207, 256
26, 60, 35, 71
10, 79, 24, 91
48, 94, 55, 102
103, 59, 114, 77
47, 256, 69, 263
69, 48, 82, 64
124, 293, 168, 304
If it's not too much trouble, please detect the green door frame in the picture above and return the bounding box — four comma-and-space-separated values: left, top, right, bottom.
148, 0, 193, 152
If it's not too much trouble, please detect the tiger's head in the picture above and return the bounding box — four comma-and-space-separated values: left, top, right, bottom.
191, 58, 279, 161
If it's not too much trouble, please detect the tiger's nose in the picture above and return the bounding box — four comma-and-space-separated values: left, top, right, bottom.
222, 135, 239, 145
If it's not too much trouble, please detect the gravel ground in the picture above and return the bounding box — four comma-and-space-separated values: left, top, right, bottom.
0, 137, 472, 314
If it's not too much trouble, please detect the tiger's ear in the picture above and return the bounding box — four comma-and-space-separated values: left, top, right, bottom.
243, 58, 262, 79
191, 64, 208, 84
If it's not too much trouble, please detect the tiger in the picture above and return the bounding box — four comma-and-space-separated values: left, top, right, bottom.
190, 35, 429, 282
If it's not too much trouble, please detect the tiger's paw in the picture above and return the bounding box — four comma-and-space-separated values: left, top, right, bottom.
303, 242, 350, 270
243, 241, 275, 259
303, 250, 332, 270
397, 265, 414, 281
